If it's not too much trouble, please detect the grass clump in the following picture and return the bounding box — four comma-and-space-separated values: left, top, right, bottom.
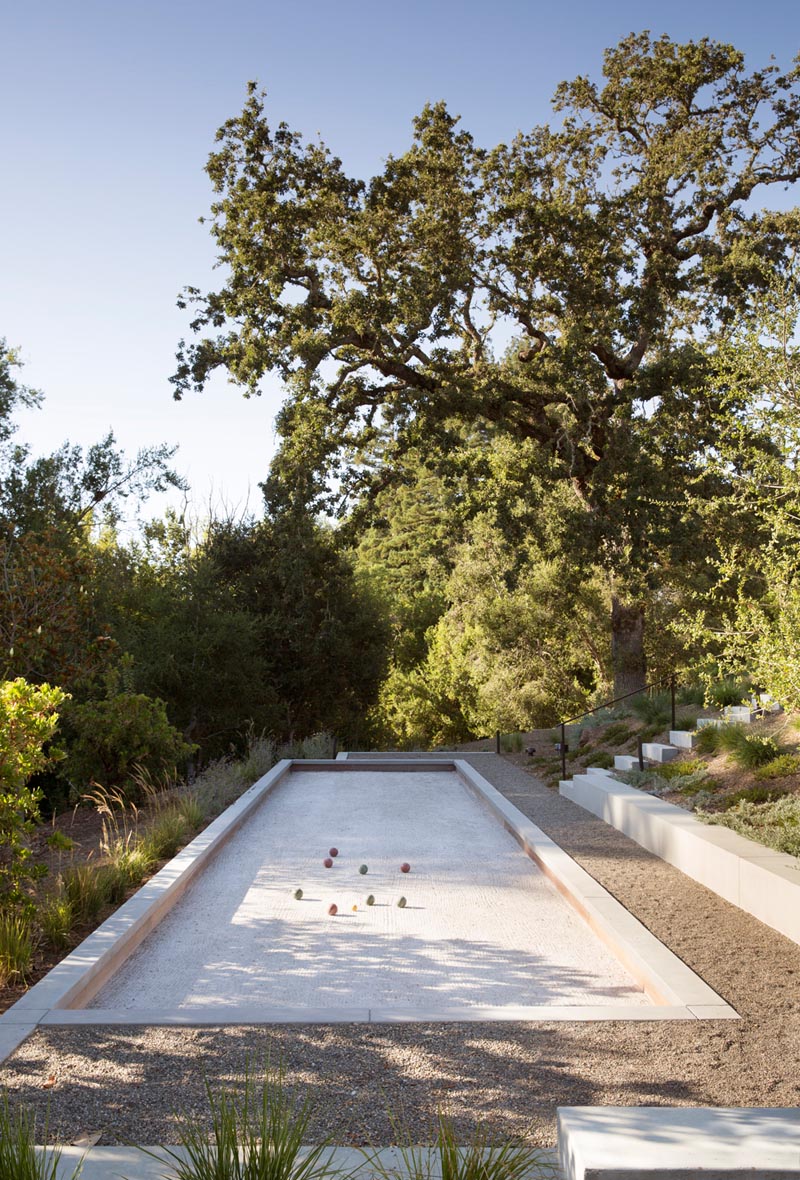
630, 692, 671, 726
754, 753, 800, 780
717, 726, 781, 768
38, 891, 74, 950
0, 911, 34, 986
0, 1092, 83, 1180
369, 1109, 555, 1180
61, 863, 108, 923
653, 758, 706, 781
695, 725, 722, 753
500, 733, 524, 753
45, 830, 75, 852
581, 750, 614, 769
148, 1060, 335, 1180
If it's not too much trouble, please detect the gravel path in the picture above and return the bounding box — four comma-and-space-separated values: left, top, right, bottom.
1, 753, 799, 1147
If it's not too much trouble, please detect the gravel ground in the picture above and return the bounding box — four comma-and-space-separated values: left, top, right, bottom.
1, 753, 799, 1147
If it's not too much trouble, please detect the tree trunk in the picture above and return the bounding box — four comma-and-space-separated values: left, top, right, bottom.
611, 595, 647, 699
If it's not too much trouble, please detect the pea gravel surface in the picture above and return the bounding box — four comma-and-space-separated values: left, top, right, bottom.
1, 753, 799, 1148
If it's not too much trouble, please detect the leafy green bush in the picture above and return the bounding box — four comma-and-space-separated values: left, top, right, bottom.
0, 678, 68, 913
64, 692, 196, 797
717, 726, 780, 768
754, 753, 800, 780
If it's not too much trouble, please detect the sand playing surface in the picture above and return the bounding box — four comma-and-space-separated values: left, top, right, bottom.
91, 769, 649, 1011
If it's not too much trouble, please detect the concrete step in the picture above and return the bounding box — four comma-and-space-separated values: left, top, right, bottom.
640, 742, 679, 763
558, 1106, 800, 1180
669, 729, 697, 749
723, 705, 756, 723
613, 754, 639, 770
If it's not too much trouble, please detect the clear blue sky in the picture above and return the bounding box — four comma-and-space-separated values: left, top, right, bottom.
3, 0, 799, 525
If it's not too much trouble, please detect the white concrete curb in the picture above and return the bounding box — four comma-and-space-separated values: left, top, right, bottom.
560, 772, 800, 946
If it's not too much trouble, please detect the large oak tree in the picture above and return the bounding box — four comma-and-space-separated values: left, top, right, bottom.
173, 34, 800, 695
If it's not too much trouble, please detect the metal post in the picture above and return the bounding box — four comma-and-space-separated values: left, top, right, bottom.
495, 730, 501, 755
332, 735, 338, 759
670, 674, 676, 731
561, 721, 566, 781
637, 737, 644, 771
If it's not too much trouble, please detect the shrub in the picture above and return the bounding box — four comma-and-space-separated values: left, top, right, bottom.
500, 732, 524, 753
717, 726, 780, 768
721, 784, 791, 810
754, 753, 800, 781
0, 679, 68, 913
678, 685, 705, 706
0, 911, 34, 985
699, 794, 800, 858
63, 692, 197, 797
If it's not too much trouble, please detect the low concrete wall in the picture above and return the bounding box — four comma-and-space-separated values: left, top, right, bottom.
560, 772, 800, 946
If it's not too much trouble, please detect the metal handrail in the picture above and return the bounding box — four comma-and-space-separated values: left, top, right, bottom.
558, 674, 676, 780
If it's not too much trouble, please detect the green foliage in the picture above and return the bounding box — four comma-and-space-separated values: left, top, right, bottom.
150, 1060, 336, 1180
0, 1091, 83, 1180
630, 692, 672, 726
37, 891, 74, 951
754, 753, 800, 781
653, 759, 706, 781
707, 679, 750, 708
370, 1110, 554, 1180
721, 784, 791, 810
700, 795, 800, 858
61, 864, 109, 924
602, 722, 634, 745
695, 725, 722, 753
678, 685, 705, 706
0, 911, 34, 985
0, 678, 68, 912
717, 726, 780, 768
582, 751, 614, 769
141, 808, 190, 863
63, 690, 196, 796
500, 733, 524, 753
45, 830, 74, 852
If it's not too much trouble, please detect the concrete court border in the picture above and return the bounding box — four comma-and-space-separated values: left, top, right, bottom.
0, 758, 735, 1064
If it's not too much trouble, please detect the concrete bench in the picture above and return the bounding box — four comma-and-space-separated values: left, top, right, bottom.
558, 1106, 800, 1180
